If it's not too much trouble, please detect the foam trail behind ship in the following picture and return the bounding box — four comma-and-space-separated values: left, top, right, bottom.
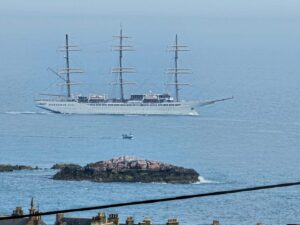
5, 111, 52, 115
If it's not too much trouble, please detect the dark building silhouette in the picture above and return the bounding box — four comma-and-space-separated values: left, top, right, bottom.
0, 198, 45, 225
54, 212, 179, 225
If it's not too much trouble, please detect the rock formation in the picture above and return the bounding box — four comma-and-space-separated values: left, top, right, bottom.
0, 164, 38, 172
51, 163, 81, 170
53, 156, 199, 184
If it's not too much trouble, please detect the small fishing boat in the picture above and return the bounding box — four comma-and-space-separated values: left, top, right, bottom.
122, 133, 134, 140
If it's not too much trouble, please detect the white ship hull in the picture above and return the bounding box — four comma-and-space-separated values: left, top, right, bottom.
35, 100, 200, 116
36, 34, 233, 116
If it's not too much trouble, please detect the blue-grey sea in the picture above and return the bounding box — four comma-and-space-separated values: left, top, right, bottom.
0, 1, 300, 225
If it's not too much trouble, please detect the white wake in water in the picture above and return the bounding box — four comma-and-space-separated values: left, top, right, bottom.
5, 111, 51, 115
193, 176, 219, 184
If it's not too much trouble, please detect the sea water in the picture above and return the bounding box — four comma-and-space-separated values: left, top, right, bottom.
0, 1, 300, 224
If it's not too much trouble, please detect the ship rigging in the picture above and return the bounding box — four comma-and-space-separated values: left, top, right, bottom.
35, 29, 232, 115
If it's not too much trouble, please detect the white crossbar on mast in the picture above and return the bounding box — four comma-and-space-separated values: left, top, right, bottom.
112, 29, 136, 102
59, 34, 83, 98
167, 34, 191, 102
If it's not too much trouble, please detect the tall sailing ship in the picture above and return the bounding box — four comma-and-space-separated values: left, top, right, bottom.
35, 30, 232, 115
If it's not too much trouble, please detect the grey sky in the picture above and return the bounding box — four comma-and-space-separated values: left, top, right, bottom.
1, 0, 299, 18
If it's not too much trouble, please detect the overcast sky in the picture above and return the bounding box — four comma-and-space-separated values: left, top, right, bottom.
1, 0, 300, 19
0, 0, 300, 109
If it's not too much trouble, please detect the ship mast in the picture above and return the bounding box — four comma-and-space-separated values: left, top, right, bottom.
58, 34, 83, 98
112, 29, 135, 102
167, 34, 191, 102
65, 34, 71, 98
119, 29, 124, 101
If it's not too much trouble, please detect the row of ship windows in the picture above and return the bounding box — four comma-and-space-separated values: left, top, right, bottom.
49, 104, 69, 106
49, 103, 181, 107
87, 104, 181, 106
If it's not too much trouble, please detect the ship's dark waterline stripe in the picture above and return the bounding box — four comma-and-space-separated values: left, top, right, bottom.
1, 181, 299, 220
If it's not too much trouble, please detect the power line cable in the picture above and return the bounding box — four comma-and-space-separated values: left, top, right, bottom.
0, 181, 299, 220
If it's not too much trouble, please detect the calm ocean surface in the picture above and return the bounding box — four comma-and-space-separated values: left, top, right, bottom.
0, 1, 300, 224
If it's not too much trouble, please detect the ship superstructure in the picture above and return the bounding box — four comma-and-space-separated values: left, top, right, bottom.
35, 30, 232, 115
